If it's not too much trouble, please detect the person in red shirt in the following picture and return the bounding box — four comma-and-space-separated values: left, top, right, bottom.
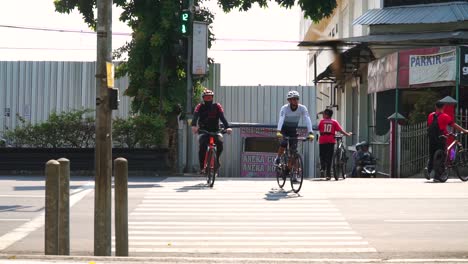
318, 109, 352, 180
426, 101, 468, 181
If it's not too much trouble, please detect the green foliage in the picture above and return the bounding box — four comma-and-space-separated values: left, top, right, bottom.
4, 109, 95, 148
217, 0, 337, 22
113, 114, 166, 148
4, 109, 165, 149
408, 90, 440, 124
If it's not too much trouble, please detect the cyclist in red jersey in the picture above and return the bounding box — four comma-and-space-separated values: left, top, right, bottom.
318, 108, 352, 180
191, 89, 232, 173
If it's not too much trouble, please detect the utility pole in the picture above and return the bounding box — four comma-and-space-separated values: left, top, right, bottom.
95, 0, 113, 256
185, 0, 194, 173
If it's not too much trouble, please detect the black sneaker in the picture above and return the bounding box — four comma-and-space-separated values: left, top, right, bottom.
424, 168, 431, 180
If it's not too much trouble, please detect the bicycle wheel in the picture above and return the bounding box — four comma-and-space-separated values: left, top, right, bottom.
332, 151, 341, 181
456, 151, 468, 181
433, 149, 448, 182
276, 154, 287, 188
206, 149, 217, 187
290, 153, 304, 193
341, 152, 347, 179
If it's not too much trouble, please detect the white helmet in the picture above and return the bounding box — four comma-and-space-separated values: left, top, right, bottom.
286, 90, 300, 99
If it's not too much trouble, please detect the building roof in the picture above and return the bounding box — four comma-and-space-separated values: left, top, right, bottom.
353, 1, 468, 25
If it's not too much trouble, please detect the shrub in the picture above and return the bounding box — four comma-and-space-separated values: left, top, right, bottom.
113, 114, 165, 148
3, 109, 165, 148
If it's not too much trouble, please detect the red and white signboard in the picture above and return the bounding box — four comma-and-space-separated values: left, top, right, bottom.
409, 50, 456, 85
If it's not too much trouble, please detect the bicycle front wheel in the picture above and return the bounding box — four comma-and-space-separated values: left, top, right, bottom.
332, 152, 341, 181
276, 155, 287, 188
206, 149, 217, 187
456, 150, 468, 181
290, 154, 304, 193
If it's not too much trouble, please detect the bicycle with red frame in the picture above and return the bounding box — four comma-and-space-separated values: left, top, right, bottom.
199, 129, 227, 187
433, 131, 468, 182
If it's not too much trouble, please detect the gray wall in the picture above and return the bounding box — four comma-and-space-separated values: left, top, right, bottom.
189, 85, 318, 178
0, 61, 131, 133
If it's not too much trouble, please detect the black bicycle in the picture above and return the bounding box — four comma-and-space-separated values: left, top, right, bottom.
433, 132, 468, 182
276, 136, 309, 193
332, 134, 348, 181
199, 129, 227, 187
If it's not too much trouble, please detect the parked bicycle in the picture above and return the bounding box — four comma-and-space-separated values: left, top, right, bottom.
433, 132, 468, 182
199, 129, 227, 187
332, 134, 348, 181
276, 136, 309, 193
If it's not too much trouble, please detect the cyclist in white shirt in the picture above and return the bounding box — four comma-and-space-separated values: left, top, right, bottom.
274, 90, 315, 165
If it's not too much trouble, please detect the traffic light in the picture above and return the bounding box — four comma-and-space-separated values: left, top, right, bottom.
180, 9, 191, 36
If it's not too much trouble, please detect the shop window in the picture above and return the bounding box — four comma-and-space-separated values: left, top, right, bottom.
244, 137, 279, 153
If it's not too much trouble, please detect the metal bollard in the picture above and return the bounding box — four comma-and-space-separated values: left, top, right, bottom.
57, 158, 70, 255
45, 160, 60, 255
114, 157, 128, 256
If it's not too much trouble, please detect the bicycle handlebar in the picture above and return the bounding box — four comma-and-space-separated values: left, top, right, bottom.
440, 131, 465, 139
198, 129, 228, 136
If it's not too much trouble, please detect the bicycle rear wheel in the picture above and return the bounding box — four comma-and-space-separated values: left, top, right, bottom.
433, 149, 448, 182
276, 154, 287, 188
456, 151, 468, 181
206, 149, 217, 187
290, 153, 304, 193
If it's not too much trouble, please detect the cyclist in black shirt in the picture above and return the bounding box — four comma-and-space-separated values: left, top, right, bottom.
191, 89, 232, 173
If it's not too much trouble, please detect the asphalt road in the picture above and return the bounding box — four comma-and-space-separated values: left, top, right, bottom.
0, 175, 467, 263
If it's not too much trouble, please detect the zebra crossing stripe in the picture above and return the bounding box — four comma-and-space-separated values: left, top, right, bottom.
126, 247, 378, 253
126, 230, 358, 235
128, 221, 349, 226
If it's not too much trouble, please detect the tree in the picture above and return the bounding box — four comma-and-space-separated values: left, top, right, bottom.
54, 0, 336, 169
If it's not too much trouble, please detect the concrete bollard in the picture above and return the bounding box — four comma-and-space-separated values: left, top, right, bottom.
45, 160, 60, 255
114, 157, 128, 256
57, 158, 70, 255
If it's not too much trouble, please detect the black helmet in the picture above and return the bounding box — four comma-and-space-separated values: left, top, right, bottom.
323, 109, 333, 117
360, 141, 369, 148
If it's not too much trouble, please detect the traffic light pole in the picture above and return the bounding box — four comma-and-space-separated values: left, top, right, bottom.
95, 0, 113, 256
185, 0, 194, 173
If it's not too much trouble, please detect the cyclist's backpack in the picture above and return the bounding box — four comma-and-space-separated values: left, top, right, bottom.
427, 113, 441, 142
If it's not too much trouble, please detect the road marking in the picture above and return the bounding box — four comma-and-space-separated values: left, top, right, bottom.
127, 247, 378, 253
0, 219, 30, 222
131, 210, 343, 216
121, 236, 363, 241
385, 219, 468, 223
122, 241, 370, 246
128, 221, 349, 226
0, 195, 44, 198
0, 182, 94, 251
128, 225, 352, 230
134, 207, 339, 212
127, 230, 358, 235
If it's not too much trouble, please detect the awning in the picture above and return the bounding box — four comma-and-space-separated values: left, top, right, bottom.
311, 44, 375, 83
353, 2, 468, 25
299, 31, 468, 48
341, 31, 468, 46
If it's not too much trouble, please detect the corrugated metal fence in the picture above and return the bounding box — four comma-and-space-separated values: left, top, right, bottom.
212, 85, 317, 178
0, 61, 131, 133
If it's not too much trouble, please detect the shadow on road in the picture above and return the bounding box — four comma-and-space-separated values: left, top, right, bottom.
175, 183, 211, 192
263, 188, 301, 201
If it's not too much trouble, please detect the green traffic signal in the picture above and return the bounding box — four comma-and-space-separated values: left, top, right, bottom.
180, 10, 191, 36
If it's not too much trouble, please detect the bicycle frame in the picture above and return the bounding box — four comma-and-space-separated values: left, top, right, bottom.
203, 135, 217, 170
